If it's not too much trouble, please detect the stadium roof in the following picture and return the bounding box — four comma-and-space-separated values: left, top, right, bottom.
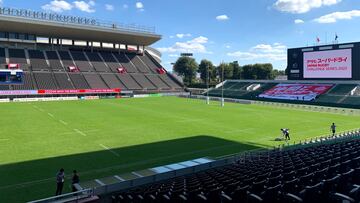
0, 9, 162, 46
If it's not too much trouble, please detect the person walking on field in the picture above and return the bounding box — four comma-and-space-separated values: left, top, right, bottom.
55, 168, 65, 196
331, 123, 336, 136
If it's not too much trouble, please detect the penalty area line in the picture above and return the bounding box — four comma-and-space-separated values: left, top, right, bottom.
99, 144, 120, 157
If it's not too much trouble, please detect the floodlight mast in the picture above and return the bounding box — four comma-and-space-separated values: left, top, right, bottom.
221, 63, 224, 107
206, 64, 209, 105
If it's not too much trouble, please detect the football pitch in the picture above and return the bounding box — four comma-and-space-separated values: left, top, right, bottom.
0, 96, 359, 202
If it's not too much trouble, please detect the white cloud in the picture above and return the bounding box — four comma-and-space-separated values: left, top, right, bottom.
225, 45, 231, 49
105, 4, 114, 11
0, 0, 3, 6
42, 0, 73, 12
228, 43, 287, 61
123, 4, 128, 9
216, 15, 229, 21
73, 0, 95, 13
274, 0, 342, 14
294, 19, 305, 24
136, 2, 144, 11
168, 54, 179, 57
157, 36, 211, 54
175, 33, 191, 38
314, 10, 360, 23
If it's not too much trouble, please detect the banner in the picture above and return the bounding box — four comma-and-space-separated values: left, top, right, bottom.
0, 89, 120, 96
304, 49, 352, 78
38, 89, 120, 94
259, 84, 334, 101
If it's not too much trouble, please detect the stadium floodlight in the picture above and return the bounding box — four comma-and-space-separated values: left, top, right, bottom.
221, 63, 224, 107
206, 64, 209, 105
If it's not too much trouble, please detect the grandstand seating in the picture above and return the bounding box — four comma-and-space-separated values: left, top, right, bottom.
68, 73, 90, 89
45, 51, 64, 71
33, 72, 58, 89
70, 51, 94, 72
83, 73, 108, 89
85, 52, 111, 72
58, 50, 76, 68
139, 54, 161, 73
12, 72, 35, 90
112, 138, 360, 203
131, 74, 157, 90
0, 47, 182, 92
146, 74, 170, 89
8, 48, 28, 70
54, 72, 74, 89
100, 73, 127, 89
117, 74, 142, 90
28, 50, 49, 71
327, 84, 357, 95
0, 47, 6, 66
100, 52, 121, 72
113, 53, 138, 73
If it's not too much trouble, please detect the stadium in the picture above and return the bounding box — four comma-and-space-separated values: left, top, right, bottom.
0, 2, 360, 203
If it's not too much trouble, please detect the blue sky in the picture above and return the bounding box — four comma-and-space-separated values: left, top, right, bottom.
3, 0, 360, 70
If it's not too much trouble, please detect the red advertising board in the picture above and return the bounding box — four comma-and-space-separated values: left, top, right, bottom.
0, 89, 120, 96
259, 84, 333, 101
37, 89, 121, 94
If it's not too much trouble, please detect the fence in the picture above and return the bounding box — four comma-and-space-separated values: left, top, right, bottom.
27, 188, 93, 203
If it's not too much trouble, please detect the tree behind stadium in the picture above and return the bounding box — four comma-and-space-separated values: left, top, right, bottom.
173, 56, 198, 85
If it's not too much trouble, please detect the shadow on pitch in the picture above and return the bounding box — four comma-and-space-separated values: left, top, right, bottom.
0, 135, 265, 202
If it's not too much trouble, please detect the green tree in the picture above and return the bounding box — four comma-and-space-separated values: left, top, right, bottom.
173, 56, 198, 85
217, 63, 233, 80
231, 61, 242, 79
198, 59, 216, 83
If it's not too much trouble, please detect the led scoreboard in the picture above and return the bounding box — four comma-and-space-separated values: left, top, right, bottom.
0, 69, 23, 84
288, 42, 360, 80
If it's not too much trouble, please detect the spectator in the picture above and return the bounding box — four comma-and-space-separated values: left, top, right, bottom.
72, 170, 80, 192
331, 123, 336, 136
55, 168, 65, 196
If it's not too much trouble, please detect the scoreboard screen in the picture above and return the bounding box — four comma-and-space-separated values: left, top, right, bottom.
287, 42, 360, 80
303, 49, 352, 79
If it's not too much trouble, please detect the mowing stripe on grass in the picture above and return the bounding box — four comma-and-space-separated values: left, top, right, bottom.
47, 113, 54, 118
74, 129, 87, 136
99, 144, 120, 157
0, 139, 10, 142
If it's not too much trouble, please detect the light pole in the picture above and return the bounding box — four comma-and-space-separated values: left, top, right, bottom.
206, 64, 209, 104
221, 63, 224, 107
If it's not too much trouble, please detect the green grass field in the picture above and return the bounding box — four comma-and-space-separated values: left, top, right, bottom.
0, 97, 359, 202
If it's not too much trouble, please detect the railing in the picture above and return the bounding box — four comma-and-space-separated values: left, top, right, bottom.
0, 7, 156, 34
27, 188, 93, 203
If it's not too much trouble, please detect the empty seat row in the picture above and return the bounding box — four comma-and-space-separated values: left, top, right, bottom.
112, 138, 360, 203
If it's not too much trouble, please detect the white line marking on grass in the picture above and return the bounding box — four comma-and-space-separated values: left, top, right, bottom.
99, 144, 120, 157
47, 113, 54, 118
114, 175, 125, 181
94, 179, 105, 186
74, 129, 87, 136
132, 172, 143, 177
59, 120, 68, 125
